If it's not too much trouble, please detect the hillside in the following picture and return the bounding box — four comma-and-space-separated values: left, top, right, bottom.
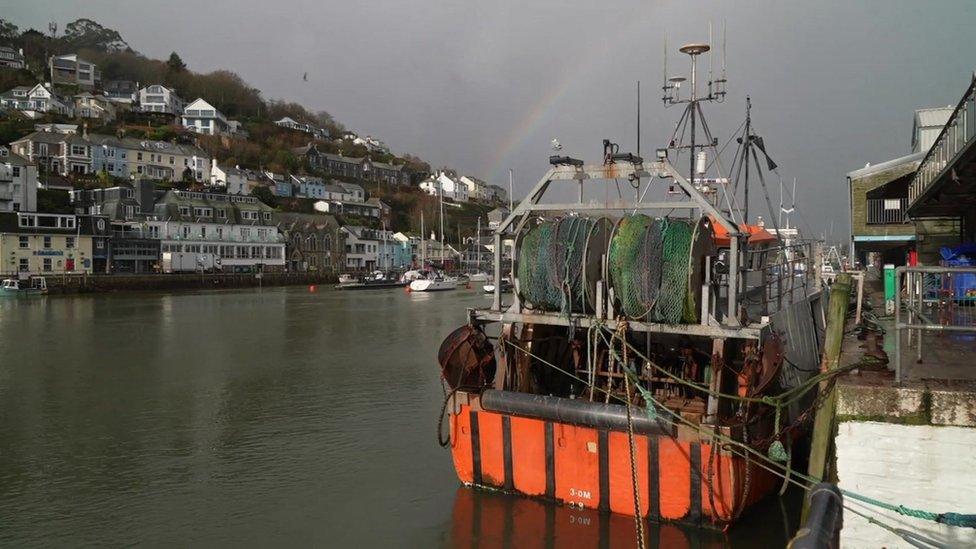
0, 17, 509, 245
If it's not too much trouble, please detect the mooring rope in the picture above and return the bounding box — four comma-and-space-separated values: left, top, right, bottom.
500, 334, 976, 532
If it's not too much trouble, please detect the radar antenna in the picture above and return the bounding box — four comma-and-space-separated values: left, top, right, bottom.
662, 30, 730, 209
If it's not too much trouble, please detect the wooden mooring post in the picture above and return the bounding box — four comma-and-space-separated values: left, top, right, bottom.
802, 272, 852, 520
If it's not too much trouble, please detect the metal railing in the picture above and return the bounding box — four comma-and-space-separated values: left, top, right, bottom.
894, 265, 976, 382
909, 74, 976, 208
743, 241, 822, 317
866, 197, 908, 225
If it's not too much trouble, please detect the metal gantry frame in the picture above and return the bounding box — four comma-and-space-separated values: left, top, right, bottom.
483, 156, 759, 339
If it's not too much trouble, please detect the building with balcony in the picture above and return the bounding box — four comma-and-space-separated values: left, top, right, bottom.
148, 190, 284, 271
848, 103, 968, 268
0, 153, 38, 213
49, 54, 100, 89
103, 80, 138, 105
340, 225, 380, 271
0, 46, 26, 70
0, 212, 106, 275
0, 83, 74, 117
138, 84, 184, 118
181, 98, 229, 135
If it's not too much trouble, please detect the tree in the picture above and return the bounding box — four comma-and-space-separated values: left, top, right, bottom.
251, 186, 278, 208
0, 18, 19, 41
166, 52, 186, 73
63, 18, 131, 52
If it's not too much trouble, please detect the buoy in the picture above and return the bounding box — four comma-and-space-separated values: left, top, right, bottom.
308, 285, 317, 292
405, 285, 412, 293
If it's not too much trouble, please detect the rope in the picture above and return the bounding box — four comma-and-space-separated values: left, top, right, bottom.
619, 324, 646, 549
500, 332, 976, 532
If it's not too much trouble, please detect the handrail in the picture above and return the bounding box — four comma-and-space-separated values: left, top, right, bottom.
894, 265, 976, 382
909, 74, 976, 208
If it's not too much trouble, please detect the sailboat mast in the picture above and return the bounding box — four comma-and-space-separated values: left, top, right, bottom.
421, 211, 426, 267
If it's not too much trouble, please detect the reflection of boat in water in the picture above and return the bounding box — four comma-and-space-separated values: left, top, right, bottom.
436, 41, 826, 532
449, 485, 798, 547
0, 277, 48, 296
336, 270, 407, 290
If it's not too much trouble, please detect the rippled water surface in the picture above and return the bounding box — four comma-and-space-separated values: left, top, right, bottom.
0, 287, 799, 547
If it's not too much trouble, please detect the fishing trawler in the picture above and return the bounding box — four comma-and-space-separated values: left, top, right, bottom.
435, 40, 826, 530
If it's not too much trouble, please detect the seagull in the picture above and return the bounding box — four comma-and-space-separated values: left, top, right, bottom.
303, 72, 308, 82
551, 138, 562, 151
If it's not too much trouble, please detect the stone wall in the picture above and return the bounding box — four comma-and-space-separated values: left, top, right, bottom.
42, 272, 338, 294
836, 421, 976, 547
834, 381, 976, 547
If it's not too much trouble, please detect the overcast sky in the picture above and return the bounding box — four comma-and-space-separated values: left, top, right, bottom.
8, 0, 976, 238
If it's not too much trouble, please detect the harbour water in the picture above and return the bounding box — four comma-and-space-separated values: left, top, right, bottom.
0, 287, 799, 547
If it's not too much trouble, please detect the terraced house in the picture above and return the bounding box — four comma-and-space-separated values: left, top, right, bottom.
89, 134, 211, 182
10, 130, 91, 175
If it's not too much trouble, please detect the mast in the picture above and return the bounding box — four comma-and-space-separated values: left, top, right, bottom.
421, 210, 426, 267
743, 97, 751, 224
508, 169, 514, 212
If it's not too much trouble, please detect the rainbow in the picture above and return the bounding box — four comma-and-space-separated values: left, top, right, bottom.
487, 15, 654, 184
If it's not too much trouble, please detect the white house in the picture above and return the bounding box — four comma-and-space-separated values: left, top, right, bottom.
341, 225, 379, 271
420, 171, 469, 202
0, 152, 38, 213
275, 117, 328, 138
460, 175, 490, 202
0, 83, 74, 118
182, 98, 229, 135
139, 84, 184, 117
211, 160, 250, 194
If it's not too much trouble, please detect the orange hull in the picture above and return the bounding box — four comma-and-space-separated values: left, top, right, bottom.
448, 400, 778, 529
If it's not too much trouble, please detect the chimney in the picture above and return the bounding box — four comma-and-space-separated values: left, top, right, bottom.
82, 122, 88, 139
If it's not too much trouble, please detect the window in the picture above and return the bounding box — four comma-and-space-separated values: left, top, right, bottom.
201, 226, 207, 238
263, 212, 272, 221
170, 156, 175, 165
137, 152, 143, 161
11, 203, 18, 212
19, 258, 28, 271
182, 226, 190, 239
42, 258, 51, 272
66, 237, 75, 249
96, 240, 104, 250
43, 236, 51, 249
179, 206, 190, 217
216, 227, 223, 239
241, 228, 251, 240
71, 145, 86, 156
149, 226, 159, 238
18, 236, 28, 248
11, 167, 19, 177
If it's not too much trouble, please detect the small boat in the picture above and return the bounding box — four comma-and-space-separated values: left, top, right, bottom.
0, 277, 48, 296
409, 273, 458, 292
468, 272, 490, 283
483, 277, 513, 294
337, 270, 407, 290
